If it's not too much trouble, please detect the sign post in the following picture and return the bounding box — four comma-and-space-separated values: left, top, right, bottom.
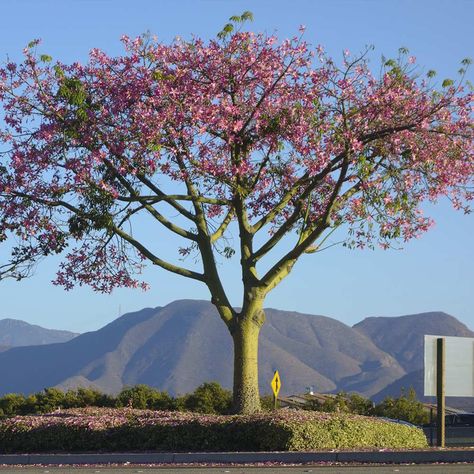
436, 337, 446, 448
424, 335, 474, 447
271, 370, 281, 410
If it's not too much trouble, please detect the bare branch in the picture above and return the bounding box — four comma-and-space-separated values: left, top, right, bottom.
211, 208, 234, 243
111, 225, 205, 282
117, 194, 230, 206
101, 158, 198, 241
251, 153, 346, 235
260, 156, 350, 293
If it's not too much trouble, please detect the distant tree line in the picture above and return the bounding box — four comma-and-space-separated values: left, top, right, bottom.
0, 383, 232, 417
302, 388, 429, 425
0, 383, 429, 424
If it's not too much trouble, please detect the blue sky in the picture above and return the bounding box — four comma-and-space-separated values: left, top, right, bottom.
0, 0, 473, 333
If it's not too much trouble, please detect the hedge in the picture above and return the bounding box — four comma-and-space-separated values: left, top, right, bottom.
0, 407, 428, 453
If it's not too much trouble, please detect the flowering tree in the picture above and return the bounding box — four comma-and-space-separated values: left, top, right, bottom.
1, 14, 473, 413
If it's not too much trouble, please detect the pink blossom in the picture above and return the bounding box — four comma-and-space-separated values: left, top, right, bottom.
0, 27, 472, 290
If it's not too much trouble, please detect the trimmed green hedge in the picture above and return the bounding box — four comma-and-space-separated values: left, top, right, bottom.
0, 407, 428, 453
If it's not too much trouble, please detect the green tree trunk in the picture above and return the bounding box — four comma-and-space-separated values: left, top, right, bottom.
231, 308, 264, 414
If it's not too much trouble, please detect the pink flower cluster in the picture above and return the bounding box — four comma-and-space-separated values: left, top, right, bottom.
0, 406, 375, 434
0, 29, 472, 289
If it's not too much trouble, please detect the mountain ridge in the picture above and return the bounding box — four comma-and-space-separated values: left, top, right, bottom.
354, 311, 474, 372
0, 318, 79, 347
0, 301, 471, 409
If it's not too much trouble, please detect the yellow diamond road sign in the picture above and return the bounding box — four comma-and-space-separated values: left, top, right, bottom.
271, 370, 281, 397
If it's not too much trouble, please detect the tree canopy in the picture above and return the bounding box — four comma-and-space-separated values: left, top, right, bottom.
1, 15, 472, 412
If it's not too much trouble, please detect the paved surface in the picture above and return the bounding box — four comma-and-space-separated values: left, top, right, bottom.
2, 451, 474, 466
1, 467, 474, 473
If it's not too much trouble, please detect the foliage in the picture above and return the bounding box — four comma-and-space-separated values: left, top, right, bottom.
373, 388, 430, 425
62, 387, 115, 408
0, 383, 234, 417
0, 384, 433, 425
0, 393, 26, 417
0, 25, 471, 286
304, 389, 428, 424
0, 13, 472, 413
31, 388, 65, 413
0, 386, 144, 417
259, 394, 276, 411
116, 384, 174, 410
347, 393, 375, 416
306, 392, 375, 416
177, 382, 232, 414
0, 407, 427, 453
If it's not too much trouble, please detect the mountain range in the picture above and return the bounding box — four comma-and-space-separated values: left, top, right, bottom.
0, 318, 78, 349
354, 312, 474, 409
0, 301, 472, 409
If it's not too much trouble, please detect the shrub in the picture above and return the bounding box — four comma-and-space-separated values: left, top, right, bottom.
305, 392, 351, 413
347, 393, 375, 416
260, 394, 275, 411
303, 389, 428, 423
0, 383, 427, 424
68, 387, 115, 408
304, 392, 375, 416
271, 411, 427, 451
178, 382, 232, 414
374, 388, 429, 425
0, 394, 26, 417
32, 388, 65, 413
116, 385, 173, 410
0, 385, 168, 417
0, 407, 428, 453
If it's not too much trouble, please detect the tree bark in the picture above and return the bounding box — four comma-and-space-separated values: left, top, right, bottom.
231, 307, 265, 414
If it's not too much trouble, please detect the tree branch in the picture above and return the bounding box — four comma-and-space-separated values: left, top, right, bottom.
260, 156, 350, 293
251, 153, 346, 235
111, 225, 205, 282
210, 208, 234, 243
8, 191, 205, 282
117, 194, 229, 206
101, 158, 198, 241
134, 173, 198, 221
252, 156, 346, 261
172, 146, 236, 326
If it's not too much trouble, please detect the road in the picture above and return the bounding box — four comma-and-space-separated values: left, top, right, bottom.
1, 466, 474, 473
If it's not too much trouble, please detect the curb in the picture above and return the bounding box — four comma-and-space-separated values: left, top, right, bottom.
2, 450, 474, 465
